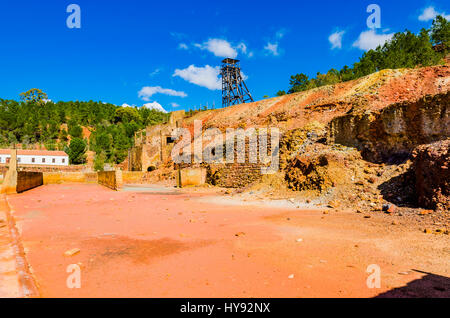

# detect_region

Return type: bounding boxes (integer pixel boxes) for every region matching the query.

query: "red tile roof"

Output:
[0,149,68,156]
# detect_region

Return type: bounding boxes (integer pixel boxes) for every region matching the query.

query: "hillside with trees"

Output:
[0,91,169,167]
[278,16,449,95]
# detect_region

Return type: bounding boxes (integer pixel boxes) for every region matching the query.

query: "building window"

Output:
[62,158,65,163]
[52,158,55,163]
[18,158,21,163]
[32,158,35,163]
[42,158,45,163]
[6,158,10,164]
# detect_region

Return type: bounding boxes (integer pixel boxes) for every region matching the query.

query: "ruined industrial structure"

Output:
[128,110,186,172]
[221,58,254,107]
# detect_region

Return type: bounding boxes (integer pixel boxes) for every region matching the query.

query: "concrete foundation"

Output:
[0,150,44,194]
[177,167,206,187]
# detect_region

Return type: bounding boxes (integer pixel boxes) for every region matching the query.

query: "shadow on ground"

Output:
[375,270,450,298]
[378,167,418,208]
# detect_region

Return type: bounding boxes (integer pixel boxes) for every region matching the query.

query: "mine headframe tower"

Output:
[221,58,254,107]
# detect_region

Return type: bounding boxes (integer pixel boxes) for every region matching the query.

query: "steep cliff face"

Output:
[328,92,450,162]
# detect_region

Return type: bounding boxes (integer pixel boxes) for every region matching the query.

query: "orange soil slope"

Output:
[184,65,450,132]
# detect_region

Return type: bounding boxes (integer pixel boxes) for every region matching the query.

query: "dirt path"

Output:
[3,184,450,298]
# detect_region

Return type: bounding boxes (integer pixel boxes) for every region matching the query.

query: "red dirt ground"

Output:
[6,184,450,298]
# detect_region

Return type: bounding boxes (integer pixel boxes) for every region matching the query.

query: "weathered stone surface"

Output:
[412,139,449,211]
[328,92,449,162]
[98,170,123,191]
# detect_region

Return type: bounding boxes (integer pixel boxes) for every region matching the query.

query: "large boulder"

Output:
[412,139,449,211]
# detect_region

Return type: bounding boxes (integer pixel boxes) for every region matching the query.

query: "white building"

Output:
[0,149,69,166]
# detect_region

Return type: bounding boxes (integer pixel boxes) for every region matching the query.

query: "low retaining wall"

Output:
[122,171,146,184]
[206,163,263,188]
[16,171,43,193]
[177,167,206,187]
[43,172,98,184]
[98,170,123,190]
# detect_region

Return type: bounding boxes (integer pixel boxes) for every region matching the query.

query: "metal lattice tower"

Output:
[221,58,254,107]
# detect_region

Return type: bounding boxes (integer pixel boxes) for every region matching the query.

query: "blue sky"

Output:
[0,0,448,112]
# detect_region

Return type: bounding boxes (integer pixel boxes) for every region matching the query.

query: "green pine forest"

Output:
[0,16,448,169]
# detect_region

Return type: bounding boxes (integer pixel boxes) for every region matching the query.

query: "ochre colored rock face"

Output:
[412,140,450,211]
[328,92,449,162]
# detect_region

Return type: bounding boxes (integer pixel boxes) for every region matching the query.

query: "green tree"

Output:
[19,88,48,103]
[288,73,311,93]
[431,15,450,50]
[68,120,83,138]
[94,151,106,171]
[276,90,286,96]
[115,107,141,123]
[68,138,87,164]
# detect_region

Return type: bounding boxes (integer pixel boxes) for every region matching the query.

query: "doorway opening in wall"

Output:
[166,136,174,144]
[147,166,156,172]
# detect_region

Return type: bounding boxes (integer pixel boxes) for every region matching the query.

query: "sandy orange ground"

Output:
[5,184,450,298]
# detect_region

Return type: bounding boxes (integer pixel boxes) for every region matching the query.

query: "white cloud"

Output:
[418,6,450,21]
[329,30,345,49]
[178,43,188,50]
[142,102,167,113]
[264,42,280,56]
[149,68,161,77]
[195,38,250,58]
[170,102,180,107]
[236,42,247,55]
[197,38,237,58]
[121,103,133,107]
[352,30,394,51]
[173,65,221,90]
[138,86,187,101]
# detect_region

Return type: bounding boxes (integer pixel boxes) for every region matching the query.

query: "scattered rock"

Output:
[288,274,294,279]
[328,200,341,208]
[64,248,80,257]
[367,177,377,184]
[235,232,246,237]
[296,238,303,242]
[382,204,396,213]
